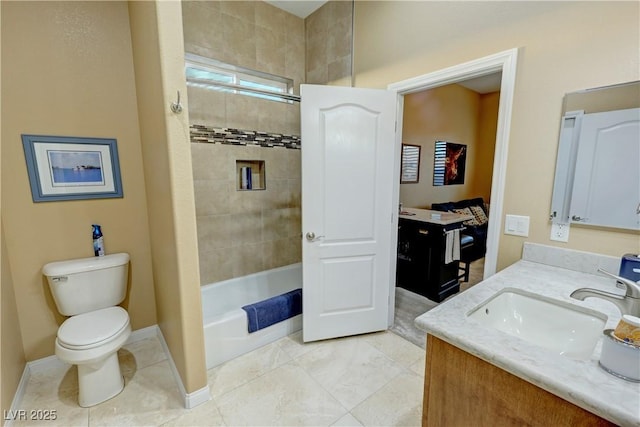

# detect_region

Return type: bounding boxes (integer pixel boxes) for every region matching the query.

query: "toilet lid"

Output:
[58,306,129,349]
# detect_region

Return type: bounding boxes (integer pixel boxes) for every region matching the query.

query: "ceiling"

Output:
[457,73,502,94]
[264,0,328,19]
[262,1,501,94]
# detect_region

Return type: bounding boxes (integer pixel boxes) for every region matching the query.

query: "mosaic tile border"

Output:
[190,124,301,149]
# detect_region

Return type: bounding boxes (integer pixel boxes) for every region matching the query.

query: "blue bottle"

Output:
[619,253,640,283]
[92,224,105,256]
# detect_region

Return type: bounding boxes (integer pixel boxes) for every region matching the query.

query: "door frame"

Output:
[386,48,519,325]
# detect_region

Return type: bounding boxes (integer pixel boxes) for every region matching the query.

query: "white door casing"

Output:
[301,84,397,342]
[388,48,519,289]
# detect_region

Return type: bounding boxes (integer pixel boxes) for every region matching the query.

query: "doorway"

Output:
[387,48,519,325]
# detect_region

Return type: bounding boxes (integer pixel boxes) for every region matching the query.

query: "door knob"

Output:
[305,232,324,242]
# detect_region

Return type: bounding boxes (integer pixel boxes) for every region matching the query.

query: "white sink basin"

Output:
[467,288,607,360]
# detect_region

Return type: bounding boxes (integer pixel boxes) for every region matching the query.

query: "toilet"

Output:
[43,253,132,407]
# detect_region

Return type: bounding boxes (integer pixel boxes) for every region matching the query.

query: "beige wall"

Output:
[306,1,353,86]
[1,224,26,424]
[182,1,304,135]
[354,1,640,270]
[193,143,301,285]
[128,1,207,394]
[400,84,497,208]
[1,1,157,361]
[472,92,499,200]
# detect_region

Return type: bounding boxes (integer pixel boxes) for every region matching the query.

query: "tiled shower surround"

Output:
[183,1,353,285]
[191,126,301,285]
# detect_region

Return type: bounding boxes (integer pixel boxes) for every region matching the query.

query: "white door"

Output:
[301,84,397,342]
[570,108,640,230]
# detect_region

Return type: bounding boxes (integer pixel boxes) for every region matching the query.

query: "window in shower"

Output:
[185,53,300,104]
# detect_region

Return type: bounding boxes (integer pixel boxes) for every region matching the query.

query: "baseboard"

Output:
[4,362,31,427]
[183,385,211,409]
[126,324,159,344]
[5,324,209,419]
[155,328,211,409]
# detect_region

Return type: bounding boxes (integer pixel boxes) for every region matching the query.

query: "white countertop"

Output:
[415,257,640,426]
[399,208,473,226]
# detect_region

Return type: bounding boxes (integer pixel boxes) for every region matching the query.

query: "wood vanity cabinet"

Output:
[422,335,615,427]
[396,218,461,302]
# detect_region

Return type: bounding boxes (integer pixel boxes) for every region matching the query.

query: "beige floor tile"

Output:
[361,331,424,368]
[216,362,347,426]
[120,336,167,372]
[89,360,187,426]
[20,363,78,407]
[275,330,322,359]
[14,364,87,427]
[160,399,225,427]
[409,354,426,377]
[294,336,404,410]
[10,405,88,427]
[11,398,88,427]
[331,413,364,426]
[14,329,426,427]
[351,371,423,427]
[207,341,291,398]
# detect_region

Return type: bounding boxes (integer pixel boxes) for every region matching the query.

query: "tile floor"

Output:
[13,330,425,426]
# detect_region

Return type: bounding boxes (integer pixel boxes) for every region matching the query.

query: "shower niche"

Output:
[236,160,265,191]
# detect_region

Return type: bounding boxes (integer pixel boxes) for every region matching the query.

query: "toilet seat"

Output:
[58,306,130,350]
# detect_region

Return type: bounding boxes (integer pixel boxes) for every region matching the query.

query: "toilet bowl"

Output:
[55,307,131,407]
[43,253,131,407]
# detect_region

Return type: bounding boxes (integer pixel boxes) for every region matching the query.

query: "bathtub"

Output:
[201,263,302,369]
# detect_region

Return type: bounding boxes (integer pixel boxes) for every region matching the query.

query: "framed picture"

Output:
[400,143,421,183]
[433,140,467,186]
[21,134,123,202]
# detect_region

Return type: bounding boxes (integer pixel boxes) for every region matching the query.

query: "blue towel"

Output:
[242,288,302,333]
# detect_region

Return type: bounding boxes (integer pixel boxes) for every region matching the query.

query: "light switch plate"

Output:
[504,214,530,237]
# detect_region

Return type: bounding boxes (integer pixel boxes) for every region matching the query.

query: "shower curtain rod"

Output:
[188,78,301,103]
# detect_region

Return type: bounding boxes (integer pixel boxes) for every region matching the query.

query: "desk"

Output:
[397,208,472,302]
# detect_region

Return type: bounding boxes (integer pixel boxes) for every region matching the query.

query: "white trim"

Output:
[388,48,520,280]
[156,327,211,409]
[5,324,210,422]
[26,354,68,374]
[183,384,211,409]
[387,95,404,327]
[125,324,159,344]
[4,364,31,427]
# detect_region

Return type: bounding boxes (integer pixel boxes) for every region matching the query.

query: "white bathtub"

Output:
[201,263,302,369]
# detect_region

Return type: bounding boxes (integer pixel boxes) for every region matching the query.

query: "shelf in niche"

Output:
[236,160,265,191]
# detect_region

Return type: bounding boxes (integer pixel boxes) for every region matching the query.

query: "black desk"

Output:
[396,209,471,302]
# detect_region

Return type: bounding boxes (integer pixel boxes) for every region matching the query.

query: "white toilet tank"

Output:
[43,253,130,316]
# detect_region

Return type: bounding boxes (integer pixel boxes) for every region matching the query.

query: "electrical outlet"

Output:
[550,222,570,242]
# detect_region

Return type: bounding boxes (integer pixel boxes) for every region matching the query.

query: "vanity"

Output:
[415,243,640,426]
[396,208,472,302]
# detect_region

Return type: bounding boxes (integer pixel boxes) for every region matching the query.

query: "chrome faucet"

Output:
[570,269,640,317]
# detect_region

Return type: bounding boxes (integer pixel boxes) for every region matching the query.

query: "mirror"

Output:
[550,81,640,231]
[401,144,421,183]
